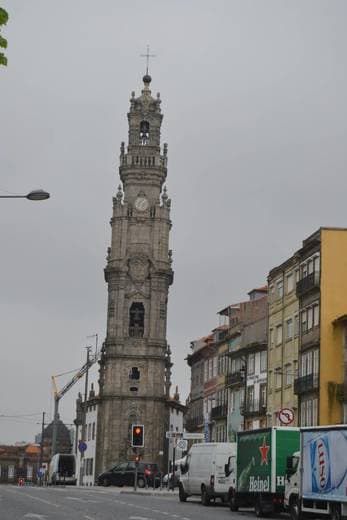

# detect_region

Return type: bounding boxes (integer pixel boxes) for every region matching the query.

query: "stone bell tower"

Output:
[96,73,174,474]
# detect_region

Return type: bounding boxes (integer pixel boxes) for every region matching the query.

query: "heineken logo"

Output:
[249,476,270,492]
[259,436,270,465]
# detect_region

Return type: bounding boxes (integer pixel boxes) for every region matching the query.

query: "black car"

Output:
[97,461,161,488]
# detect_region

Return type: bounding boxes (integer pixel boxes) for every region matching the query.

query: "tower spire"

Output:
[140,45,156,75]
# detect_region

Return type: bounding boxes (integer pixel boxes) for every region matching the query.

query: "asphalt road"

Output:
[0,485,273,520]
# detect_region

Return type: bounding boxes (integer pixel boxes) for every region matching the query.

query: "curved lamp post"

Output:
[0,189,50,201]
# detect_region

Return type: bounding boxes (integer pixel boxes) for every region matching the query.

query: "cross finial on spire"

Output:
[140,45,156,75]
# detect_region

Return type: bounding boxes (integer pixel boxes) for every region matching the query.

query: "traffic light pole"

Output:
[134,448,138,492]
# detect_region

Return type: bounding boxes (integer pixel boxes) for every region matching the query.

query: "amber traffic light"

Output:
[131,424,144,447]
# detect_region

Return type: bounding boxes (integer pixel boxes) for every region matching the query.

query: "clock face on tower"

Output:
[134,196,149,212]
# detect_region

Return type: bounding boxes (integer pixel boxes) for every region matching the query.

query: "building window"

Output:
[247,385,254,406]
[140,120,150,145]
[260,350,267,372]
[307,307,313,330]
[314,255,320,273]
[204,360,208,382]
[259,383,267,408]
[312,398,318,425]
[248,353,255,375]
[276,325,283,345]
[295,268,300,283]
[301,310,307,334]
[92,422,96,440]
[275,370,282,389]
[269,328,274,348]
[269,285,275,303]
[313,303,320,327]
[129,302,144,337]
[129,367,140,380]
[294,314,299,337]
[286,273,294,293]
[285,364,293,386]
[276,279,283,299]
[286,318,293,340]
[88,423,91,441]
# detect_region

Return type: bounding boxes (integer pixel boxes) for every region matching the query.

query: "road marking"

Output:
[5,489,60,508]
[129,517,151,520]
[85,516,95,520]
[23,515,47,519]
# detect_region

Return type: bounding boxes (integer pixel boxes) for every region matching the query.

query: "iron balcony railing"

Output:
[226,371,244,387]
[337,383,347,402]
[211,404,228,420]
[294,373,319,394]
[185,415,204,431]
[296,272,320,297]
[240,399,266,416]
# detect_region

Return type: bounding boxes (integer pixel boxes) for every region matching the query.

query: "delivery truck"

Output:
[285,425,347,520]
[227,427,300,516]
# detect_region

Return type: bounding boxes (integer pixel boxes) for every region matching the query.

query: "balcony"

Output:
[240,399,266,417]
[337,383,347,403]
[226,371,244,387]
[294,373,319,395]
[185,415,204,431]
[296,272,320,297]
[211,404,228,420]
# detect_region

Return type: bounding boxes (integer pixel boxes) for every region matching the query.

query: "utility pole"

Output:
[79,346,91,486]
[39,411,45,486]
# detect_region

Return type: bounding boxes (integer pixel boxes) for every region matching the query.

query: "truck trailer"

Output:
[285,425,347,520]
[228,427,300,516]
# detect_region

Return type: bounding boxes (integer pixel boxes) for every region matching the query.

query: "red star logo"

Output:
[259,437,270,465]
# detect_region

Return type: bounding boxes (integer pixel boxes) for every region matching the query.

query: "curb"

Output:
[120,490,178,497]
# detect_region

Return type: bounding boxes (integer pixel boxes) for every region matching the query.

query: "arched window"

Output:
[140,120,150,145]
[129,302,144,337]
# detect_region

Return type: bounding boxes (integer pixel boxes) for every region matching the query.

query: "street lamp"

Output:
[0,189,50,200]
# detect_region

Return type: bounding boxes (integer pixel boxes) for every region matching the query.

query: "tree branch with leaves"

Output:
[0,7,8,66]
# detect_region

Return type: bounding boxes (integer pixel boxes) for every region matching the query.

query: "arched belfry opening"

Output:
[140,120,150,145]
[129,302,144,337]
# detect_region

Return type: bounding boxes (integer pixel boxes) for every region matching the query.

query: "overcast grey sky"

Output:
[1,1,347,443]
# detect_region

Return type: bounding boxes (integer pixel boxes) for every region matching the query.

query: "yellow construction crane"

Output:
[51,351,98,456]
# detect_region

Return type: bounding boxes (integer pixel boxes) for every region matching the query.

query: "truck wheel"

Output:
[201,486,210,506]
[229,493,239,512]
[137,477,145,489]
[331,504,341,520]
[255,496,265,517]
[179,484,187,502]
[289,497,301,520]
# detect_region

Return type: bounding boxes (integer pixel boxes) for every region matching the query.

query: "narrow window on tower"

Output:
[140,120,150,145]
[129,367,140,380]
[129,302,144,337]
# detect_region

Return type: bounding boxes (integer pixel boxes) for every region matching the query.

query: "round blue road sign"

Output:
[78,441,87,453]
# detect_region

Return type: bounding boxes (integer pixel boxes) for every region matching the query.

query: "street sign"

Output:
[78,441,87,453]
[278,408,295,425]
[176,439,188,451]
[182,432,205,440]
[165,431,183,439]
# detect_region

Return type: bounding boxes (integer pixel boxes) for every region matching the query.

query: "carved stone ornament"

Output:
[128,256,149,284]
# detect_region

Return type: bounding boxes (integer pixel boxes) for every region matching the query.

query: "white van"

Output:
[48,454,77,485]
[179,442,236,505]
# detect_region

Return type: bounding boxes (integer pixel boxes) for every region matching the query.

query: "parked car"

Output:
[163,456,186,488]
[97,461,161,488]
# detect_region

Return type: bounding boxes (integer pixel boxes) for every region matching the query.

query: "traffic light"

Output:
[131,424,144,447]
